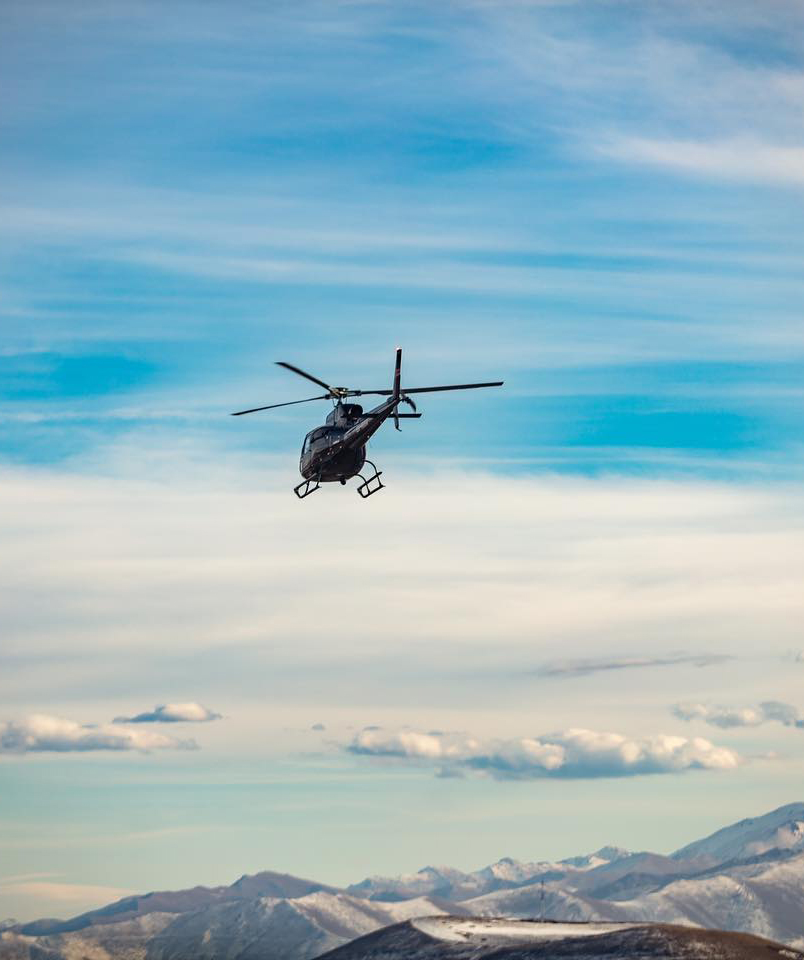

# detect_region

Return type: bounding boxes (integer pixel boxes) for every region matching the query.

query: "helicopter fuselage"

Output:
[299,400,392,482]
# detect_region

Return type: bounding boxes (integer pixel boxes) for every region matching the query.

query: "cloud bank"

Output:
[673,701,804,730]
[113,702,221,724]
[347,727,740,780]
[0,715,197,753]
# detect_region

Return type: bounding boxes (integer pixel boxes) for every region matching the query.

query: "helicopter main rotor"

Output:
[231,355,503,417]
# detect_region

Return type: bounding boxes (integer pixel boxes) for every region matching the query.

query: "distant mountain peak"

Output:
[594,845,631,862]
[560,845,631,869]
[671,800,804,865]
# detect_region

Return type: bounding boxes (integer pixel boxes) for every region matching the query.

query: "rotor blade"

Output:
[275,361,334,394]
[351,381,503,397]
[359,413,421,419]
[400,381,504,394]
[231,394,330,416]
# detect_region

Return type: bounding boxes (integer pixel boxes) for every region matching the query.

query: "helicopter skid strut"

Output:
[294,475,321,499]
[355,460,384,498]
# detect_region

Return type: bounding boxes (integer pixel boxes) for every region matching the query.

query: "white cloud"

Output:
[464,2,804,190]
[599,138,804,187]
[113,702,221,723]
[348,726,740,780]
[0,715,197,753]
[673,701,804,730]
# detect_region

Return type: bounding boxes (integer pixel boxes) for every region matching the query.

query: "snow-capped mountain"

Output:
[670,802,804,866]
[617,849,804,949]
[2,892,459,960]
[145,893,457,960]
[560,846,631,870]
[15,870,338,936]
[346,848,632,903]
[348,866,486,902]
[4,802,804,960]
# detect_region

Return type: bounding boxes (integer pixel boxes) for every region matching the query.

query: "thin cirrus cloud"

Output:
[599,137,804,187]
[347,727,740,780]
[673,701,804,730]
[537,653,731,679]
[0,880,133,905]
[0,715,197,753]
[113,702,221,724]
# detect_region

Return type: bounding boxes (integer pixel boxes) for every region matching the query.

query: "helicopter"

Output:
[231,348,503,498]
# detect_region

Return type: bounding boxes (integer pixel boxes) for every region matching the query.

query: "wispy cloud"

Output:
[2,461,802,711]
[113,702,221,723]
[0,879,133,904]
[599,138,804,187]
[347,726,740,780]
[673,700,804,730]
[0,715,197,753]
[537,654,731,679]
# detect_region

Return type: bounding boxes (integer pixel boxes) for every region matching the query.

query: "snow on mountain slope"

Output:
[573,851,700,897]
[460,856,701,921]
[17,870,334,936]
[672,803,804,865]
[0,892,457,960]
[476,858,553,886]
[617,851,804,949]
[348,849,631,903]
[411,917,642,941]
[348,866,482,902]
[2,911,177,960]
[560,846,631,870]
[145,891,455,960]
[316,918,804,960]
[463,881,624,923]
[462,849,804,950]
[293,891,456,934]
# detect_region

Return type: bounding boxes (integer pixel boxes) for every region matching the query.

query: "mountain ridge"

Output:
[4,801,804,959]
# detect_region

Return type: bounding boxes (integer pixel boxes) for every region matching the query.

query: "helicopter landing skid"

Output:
[356,460,384,498]
[294,476,321,499]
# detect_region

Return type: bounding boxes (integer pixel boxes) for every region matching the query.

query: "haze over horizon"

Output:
[2,0,804,925]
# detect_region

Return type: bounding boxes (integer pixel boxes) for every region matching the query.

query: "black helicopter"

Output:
[232,349,503,498]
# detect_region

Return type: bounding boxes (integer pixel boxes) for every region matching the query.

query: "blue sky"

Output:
[2,0,804,923]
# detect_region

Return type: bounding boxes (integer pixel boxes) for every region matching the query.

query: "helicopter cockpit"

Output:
[302,423,350,456]
[326,403,363,427]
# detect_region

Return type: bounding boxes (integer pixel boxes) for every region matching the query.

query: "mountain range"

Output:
[2,802,804,959]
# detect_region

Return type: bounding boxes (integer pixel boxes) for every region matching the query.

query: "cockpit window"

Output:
[303,429,331,454]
